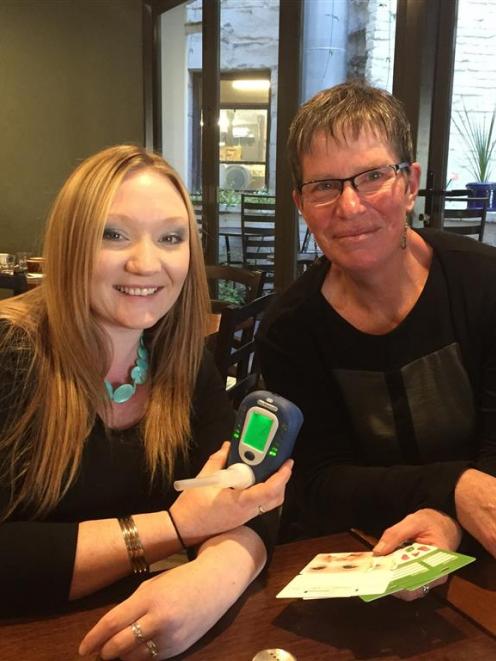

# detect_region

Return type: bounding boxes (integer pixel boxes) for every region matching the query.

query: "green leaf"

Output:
[452,104,496,182]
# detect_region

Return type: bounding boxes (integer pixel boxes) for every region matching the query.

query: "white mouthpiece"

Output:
[174,463,255,491]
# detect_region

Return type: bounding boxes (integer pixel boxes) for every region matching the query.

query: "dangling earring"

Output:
[401,217,409,250]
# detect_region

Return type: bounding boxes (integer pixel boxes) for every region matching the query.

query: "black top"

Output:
[257,229,496,538]
[0,338,274,613]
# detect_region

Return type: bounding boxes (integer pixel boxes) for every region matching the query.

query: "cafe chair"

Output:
[241,194,276,290]
[189,193,203,228]
[210,292,276,408]
[189,193,206,250]
[300,227,312,253]
[418,187,454,223]
[442,192,488,242]
[206,264,265,313]
[418,188,488,241]
[297,228,321,275]
[192,193,241,263]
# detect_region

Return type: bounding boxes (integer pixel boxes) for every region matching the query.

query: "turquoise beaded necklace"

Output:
[104,335,149,404]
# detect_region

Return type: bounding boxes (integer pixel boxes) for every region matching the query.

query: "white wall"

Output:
[448,0,496,186]
[161,4,189,183]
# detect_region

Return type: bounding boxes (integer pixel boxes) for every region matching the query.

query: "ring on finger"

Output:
[422,584,430,596]
[131,621,145,643]
[146,639,159,658]
[257,504,266,515]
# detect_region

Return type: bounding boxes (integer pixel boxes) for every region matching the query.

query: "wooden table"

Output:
[1,532,496,660]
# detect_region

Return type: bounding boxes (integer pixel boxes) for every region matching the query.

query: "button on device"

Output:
[243,450,255,461]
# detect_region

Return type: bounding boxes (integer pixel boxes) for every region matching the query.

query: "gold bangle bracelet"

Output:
[118,516,149,575]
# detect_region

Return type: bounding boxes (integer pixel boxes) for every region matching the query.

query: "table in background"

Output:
[1,532,496,660]
[0,272,43,295]
[219,227,243,265]
[0,272,28,295]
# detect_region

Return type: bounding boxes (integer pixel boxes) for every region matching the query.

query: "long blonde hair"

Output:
[0,145,209,520]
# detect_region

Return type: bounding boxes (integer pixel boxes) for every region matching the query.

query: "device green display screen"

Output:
[243,410,274,451]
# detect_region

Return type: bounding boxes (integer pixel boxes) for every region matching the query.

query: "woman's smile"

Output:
[113,285,162,297]
[333,226,380,241]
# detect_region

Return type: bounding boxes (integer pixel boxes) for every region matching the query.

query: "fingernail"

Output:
[79,643,96,657]
[373,542,385,554]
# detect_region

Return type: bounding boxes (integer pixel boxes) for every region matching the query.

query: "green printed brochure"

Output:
[360,542,475,602]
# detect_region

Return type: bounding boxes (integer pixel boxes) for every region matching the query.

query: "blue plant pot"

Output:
[465,182,496,211]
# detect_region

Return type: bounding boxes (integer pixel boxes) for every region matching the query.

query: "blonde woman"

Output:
[0,145,292,659]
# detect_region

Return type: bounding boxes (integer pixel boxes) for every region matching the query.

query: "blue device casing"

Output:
[227,390,303,483]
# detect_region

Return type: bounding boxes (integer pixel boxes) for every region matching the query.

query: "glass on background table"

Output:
[0,253,16,275]
[0,252,35,276]
[16,251,32,272]
[0,253,42,296]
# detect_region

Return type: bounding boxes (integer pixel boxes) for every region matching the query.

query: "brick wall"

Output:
[448,0,496,187]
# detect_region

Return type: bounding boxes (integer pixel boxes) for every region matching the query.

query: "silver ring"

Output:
[422,584,430,596]
[258,504,266,515]
[146,639,159,658]
[131,621,145,643]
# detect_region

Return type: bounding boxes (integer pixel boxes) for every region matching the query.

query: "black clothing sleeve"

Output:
[257,230,496,538]
[0,522,79,613]
[0,324,80,611]
[0,344,274,613]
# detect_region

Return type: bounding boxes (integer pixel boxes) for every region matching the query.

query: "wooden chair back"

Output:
[205,264,265,313]
[211,292,276,408]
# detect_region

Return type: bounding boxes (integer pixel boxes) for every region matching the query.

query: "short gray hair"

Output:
[288,81,413,189]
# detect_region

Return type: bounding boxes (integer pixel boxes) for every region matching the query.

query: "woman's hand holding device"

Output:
[171,391,301,545]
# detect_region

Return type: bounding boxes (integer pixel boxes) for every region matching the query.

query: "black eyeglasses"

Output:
[299,162,411,207]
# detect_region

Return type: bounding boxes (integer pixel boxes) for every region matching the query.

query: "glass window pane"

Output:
[160,1,202,190]
[301,0,397,102]
[299,0,397,253]
[218,0,279,268]
[446,0,496,218]
[160,0,282,268]
[160,1,203,248]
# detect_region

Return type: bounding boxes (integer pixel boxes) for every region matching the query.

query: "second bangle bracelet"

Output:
[167,508,187,551]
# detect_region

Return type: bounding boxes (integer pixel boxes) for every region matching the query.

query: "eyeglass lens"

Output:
[303,165,399,206]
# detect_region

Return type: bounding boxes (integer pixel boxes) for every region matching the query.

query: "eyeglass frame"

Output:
[298,161,412,205]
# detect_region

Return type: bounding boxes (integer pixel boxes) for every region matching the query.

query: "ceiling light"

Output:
[232,79,270,92]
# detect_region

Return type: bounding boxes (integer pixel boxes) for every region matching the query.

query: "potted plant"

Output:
[452,105,496,211]
[218,188,241,212]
